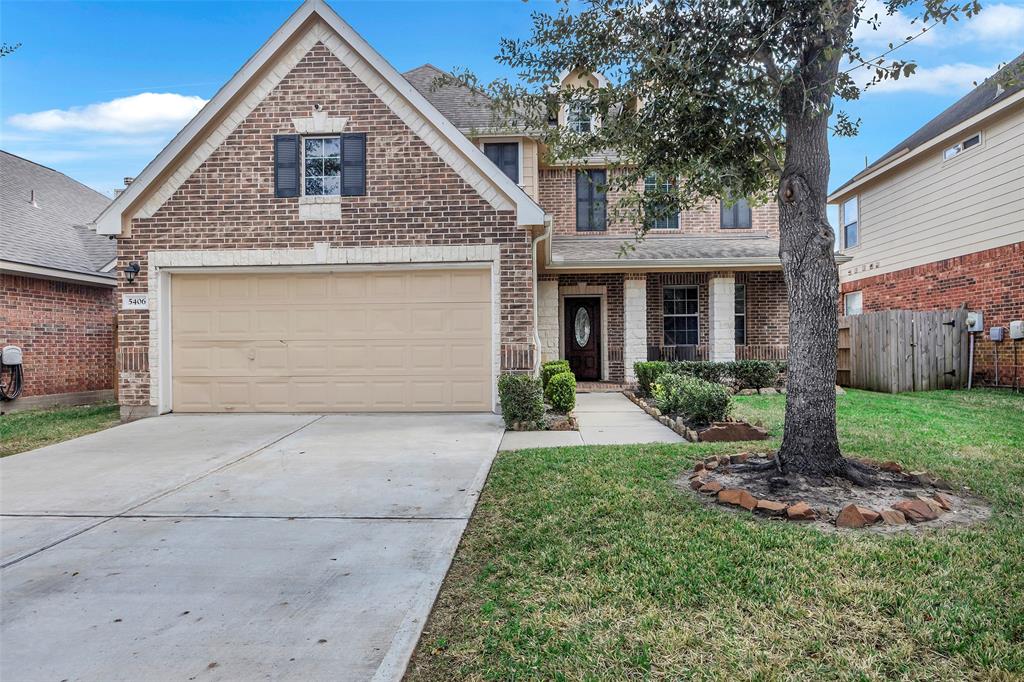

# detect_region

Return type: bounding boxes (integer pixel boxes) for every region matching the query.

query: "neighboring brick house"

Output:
[94,0,812,419]
[0,150,116,411]
[829,55,1024,386]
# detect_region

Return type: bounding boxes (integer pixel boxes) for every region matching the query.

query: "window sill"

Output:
[298,196,341,221]
[299,195,342,205]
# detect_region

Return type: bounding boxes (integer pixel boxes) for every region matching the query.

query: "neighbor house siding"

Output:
[837,105,1024,283]
[116,42,532,408]
[0,274,115,398]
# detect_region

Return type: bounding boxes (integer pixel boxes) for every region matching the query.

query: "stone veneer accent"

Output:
[623,276,647,382]
[708,276,736,362]
[538,278,560,363]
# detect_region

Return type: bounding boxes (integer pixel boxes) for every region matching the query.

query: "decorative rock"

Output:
[880,509,907,525]
[835,385,846,395]
[704,456,718,465]
[729,452,749,465]
[836,504,868,528]
[737,389,757,396]
[689,478,706,490]
[755,499,788,514]
[916,495,946,515]
[932,478,954,491]
[686,429,699,442]
[910,471,938,486]
[778,388,786,394]
[699,481,723,495]
[698,422,770,443]
[892,499,939,523]
[878,461,903,473]
[693,461,705,472]
[786,502,816,520]
[932,493,954,511]
[652,407,662,417]
[717,455,731,465]
[718,488,758,510]
[705,460,719,471]
[856,506,882,524]
[759,387,777,395]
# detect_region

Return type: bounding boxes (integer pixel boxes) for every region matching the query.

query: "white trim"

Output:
[100,258,117,273]
[0,260,116,287]
[148,245,502,414]
[941,131,983,162]
[556,68,609,89]
[828,90,1024,203]
[558,286,609,382]
[93,0,544,235]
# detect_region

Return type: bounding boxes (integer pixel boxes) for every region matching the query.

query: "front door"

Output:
[565,297,601,381]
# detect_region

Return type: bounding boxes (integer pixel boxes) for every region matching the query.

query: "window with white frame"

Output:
[644,175,679,229]
[567,101,592,133]
[663,285,699,346]
[842,196,859,249]
[844,291,863,316]
[734,283,746,345]
[943,132,981,160]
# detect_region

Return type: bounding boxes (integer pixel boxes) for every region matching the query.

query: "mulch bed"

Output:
[679,453,991,533]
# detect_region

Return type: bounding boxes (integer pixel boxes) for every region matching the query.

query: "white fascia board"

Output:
[0,260,117,287]
[828,90,1024,204]
[545,257,783,270]
[94,0,544,235]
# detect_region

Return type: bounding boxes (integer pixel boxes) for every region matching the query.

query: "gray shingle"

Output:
[403,64,497,131]
[0,150,114,278]
[550,234,782,265]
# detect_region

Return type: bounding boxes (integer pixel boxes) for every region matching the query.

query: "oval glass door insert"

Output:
[574,307,591,347]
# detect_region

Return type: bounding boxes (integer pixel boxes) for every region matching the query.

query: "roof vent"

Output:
[123,176,135,186]
[29,189,38,207]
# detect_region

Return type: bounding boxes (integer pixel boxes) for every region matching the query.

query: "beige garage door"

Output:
[170,268,492,412]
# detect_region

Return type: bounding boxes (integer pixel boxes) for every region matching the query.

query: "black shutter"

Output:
[720,198,734,228]
[274,134,300,198]
[341,133,366,196]
[592,170,607,231]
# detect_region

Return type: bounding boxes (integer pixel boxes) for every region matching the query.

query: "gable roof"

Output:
[0,150,115,285]
[402,64,497,131]
[93,0,545,236]
[831,53,1024,200]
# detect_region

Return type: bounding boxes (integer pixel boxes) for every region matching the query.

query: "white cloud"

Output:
[856,62,993,94]
[854,0,937,48]
[6,92,207,134]
[963,3,1024,43]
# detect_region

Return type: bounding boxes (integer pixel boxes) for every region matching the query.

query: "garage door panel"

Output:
[171,270,492,412]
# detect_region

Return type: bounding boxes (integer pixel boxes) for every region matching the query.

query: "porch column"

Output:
[537,279,560,363]
[623,275,647,383]
[708,275,736,362]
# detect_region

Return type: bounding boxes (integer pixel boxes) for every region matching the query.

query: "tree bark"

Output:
[776,9,863,481]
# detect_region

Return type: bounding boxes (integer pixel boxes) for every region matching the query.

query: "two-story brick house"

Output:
[95,0,806,418]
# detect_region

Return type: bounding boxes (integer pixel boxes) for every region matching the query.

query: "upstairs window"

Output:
[663,285,699,346]
[274,133,366,198]
[844,291,863,316]
[483,142,519,183]
[567,101,592,133]
[842,196,859,249]
[644,175,679,230]
[943,132,981,160]
[576,169,607,231]
[720,195,752,229]
[735,283,746,345]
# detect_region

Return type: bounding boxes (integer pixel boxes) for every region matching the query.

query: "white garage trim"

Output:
[147,244,502,414]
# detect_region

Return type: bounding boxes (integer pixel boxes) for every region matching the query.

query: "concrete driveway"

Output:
[0,412,503,681]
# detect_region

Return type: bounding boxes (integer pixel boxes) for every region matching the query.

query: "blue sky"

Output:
[2,0,1023,217]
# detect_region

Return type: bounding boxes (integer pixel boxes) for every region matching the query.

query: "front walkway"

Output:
[499,392,686,451]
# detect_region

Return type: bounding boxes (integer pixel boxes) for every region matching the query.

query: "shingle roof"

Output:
[0,150,114,279]
[550,234,782,266]
[833,52,1024,195]
[402,64,497,131]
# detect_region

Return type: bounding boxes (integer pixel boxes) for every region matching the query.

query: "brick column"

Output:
[624,275,647,383]
[537,278,560,363]
[708,276,736,362]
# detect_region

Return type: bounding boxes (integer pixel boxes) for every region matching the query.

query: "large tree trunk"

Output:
[776,12,863,481]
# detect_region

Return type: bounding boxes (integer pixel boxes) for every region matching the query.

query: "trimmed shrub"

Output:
[653,373,733,424]
[729,360,780,390]
[669,360,730,384]
[541,359,571,389]
[634,361,669,396]
[545,371,577,412]
[497,373,544,428]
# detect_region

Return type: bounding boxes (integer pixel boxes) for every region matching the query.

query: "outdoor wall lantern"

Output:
[122,261,141,284]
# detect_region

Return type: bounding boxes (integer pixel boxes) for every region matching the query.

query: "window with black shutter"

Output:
[276,133,366,198]
[720,195,752,229]
[576,169,607,231]
[483,142,519,183]
[273,134,301,198]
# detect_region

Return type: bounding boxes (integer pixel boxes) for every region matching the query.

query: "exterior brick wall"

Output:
[841,242,1024,385]
[552,273,626,382]
[0,274,115,398]
[539,167,780,238]
[117,43,532,406]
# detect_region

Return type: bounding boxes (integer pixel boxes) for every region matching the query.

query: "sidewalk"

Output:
[499,392,685,451]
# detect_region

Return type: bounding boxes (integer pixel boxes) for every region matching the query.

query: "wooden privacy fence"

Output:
[837,308,970,393]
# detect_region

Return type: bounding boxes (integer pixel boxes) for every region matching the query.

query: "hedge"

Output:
[634,361,670,396]
[540,359,571,389]
[635,359,781,393]
[729,360,779,390]
[545,371,577,412]
[652,373,733,424]
[497,373,544,428]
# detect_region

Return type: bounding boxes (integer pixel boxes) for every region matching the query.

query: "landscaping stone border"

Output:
[623,390,769,442]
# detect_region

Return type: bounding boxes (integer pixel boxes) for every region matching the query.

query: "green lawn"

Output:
[0,403,121,457]
[407,389,1024,680]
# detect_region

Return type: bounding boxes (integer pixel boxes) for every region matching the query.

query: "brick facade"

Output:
[1,274,115,398]
[841,242,1024,385]
[116,43,533,407]
[542,273,626,382]
[538,167,780,238]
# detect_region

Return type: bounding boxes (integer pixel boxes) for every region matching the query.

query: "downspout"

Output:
[531,214,554,375]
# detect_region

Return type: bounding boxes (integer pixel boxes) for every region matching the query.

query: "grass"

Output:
[0,403,121,457]
[407,389,1024,681]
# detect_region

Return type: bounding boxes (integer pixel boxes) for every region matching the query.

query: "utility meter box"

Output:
[966,311,984,332]
[1,345,22,365]
[1010,320,1024,340]
[990,327,1004,342]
